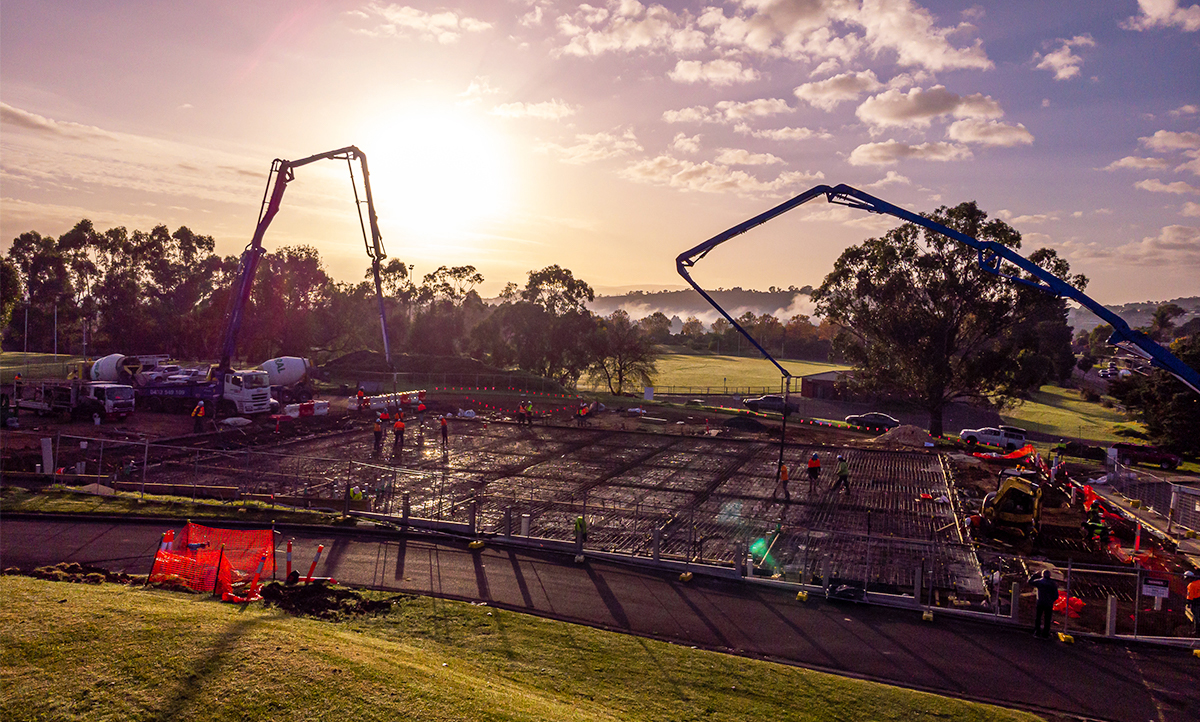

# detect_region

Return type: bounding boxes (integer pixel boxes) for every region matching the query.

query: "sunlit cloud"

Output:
[556,1,706,56]
[663,98,792,124]
[946,119,1034,146]
[1103,156,1170,171]
[457,76,502,105]
[668,58,759,86]
[848,140,972,165]
[489,99,577,120]
[0,102,117,140]
[864,170,911,188]
[794,70,882,111]
[714,148,783,165]
[1123,0,1200,32]
[536,130,642,164]
[856,86,1003,129]
[621,154,822,195]
[1170,104,1199,116]
[1135,178,1200,194]
[671,132,701,153]
[1139,129,1200,152]
[734,124,832,141]
[1182,201,1200,216]
[1033,35,1096,80]
[350,3,492,43]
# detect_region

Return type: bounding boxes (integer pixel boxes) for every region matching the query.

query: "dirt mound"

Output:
[723,416,767,431]
[259,579,410,620]
[6,562,138,585]
[872,424,934,447]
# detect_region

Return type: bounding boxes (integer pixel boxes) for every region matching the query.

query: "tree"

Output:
[589,310,657,395]
[1145,302,1186,341]
[0,258,22,337]
[813,201,1083,436]
[637,311,672,344]
[421,265,483,302]
[1109,334,1200,456]
[680,316,705,338]
[520,265,594,315]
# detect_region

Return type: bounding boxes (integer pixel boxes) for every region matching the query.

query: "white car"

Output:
[959,425,1027,450]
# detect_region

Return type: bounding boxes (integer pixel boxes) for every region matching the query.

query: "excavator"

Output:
[213,146,392,415]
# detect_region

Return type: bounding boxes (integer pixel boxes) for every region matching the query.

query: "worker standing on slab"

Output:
[372,415,383,452]
[417,401,426,428]
[392,415,405,455]
[1028,569,1058,639]
[440,415,449,448]
[191,400,206,434]
[831,454,850,494]
[1186,570,1199,636]
[806,453,821,495]
[772,462,790,502]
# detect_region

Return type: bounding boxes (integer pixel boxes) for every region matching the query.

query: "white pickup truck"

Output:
[959,425,1027,450]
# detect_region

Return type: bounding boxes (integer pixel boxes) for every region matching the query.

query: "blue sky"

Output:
[2,0,1198,304]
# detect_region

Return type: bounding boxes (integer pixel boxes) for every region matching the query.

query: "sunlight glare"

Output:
[358,106,513,251]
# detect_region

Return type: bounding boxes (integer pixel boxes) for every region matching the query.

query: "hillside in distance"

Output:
[587,287,816,330]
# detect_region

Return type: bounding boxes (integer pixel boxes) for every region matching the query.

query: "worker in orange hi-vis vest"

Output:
[417,402,426,427]
[440,416,449,448]
[773,462,790,502]
[372,415,383,452]
[392,417,405,454]
[1186,570,1199,637]
[806,453,821,495]
[191,400,206,433]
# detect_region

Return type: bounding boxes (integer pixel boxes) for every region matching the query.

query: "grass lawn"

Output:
[0,486,347,527]
[999,385,1145,444]
[0,576,1038,722]
[646,352,848,394]
[0,352,83,383]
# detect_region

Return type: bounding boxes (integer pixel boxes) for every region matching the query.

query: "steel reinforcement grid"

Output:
[36,422,988,600]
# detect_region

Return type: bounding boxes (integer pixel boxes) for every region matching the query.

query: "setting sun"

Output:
[357,105,514,251]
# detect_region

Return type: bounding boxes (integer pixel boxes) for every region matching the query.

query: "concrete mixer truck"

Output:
[258,356,317,404]
[83,353,271,415]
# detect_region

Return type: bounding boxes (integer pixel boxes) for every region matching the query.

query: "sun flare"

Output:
[357,106,514,253]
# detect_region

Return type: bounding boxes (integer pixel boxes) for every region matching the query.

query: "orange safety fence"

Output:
[148,522,275,597]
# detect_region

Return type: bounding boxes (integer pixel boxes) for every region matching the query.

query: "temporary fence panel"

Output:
[173,522,275,582]
[148,548,234,596]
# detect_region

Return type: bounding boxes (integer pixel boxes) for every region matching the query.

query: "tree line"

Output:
[0,220,656,395]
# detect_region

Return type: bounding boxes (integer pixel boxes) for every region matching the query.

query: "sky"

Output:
[2,0,1199,306]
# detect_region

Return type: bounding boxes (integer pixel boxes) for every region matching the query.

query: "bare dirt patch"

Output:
[259,579,411,620]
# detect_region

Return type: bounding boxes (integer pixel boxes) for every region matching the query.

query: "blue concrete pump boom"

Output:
[675,183,1200,395]
[216,146,393,395]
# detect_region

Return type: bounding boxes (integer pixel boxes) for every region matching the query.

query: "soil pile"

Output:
[260,580,410,620]
[872,424,934,447]
[6,562,138,585]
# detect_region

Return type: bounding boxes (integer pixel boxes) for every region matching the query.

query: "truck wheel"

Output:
[1161,460,1176,470]
[965,436,978,445]
[296,388,313,402]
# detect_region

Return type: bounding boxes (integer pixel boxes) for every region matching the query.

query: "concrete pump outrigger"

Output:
[676,183,1200,396]
[214,146,393,414]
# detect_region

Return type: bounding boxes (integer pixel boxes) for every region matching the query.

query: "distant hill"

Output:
[587,288,816,331]
[1067,296,1200,334]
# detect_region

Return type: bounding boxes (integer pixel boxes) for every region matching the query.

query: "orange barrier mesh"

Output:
[149,523,275,595]
[149,549,235,596]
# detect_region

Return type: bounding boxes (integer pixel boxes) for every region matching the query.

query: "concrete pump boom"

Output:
[216,146,393,403]
[676,183,1200,395]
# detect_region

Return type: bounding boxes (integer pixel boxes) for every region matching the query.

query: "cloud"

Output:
[352,3,492,43]
[663,98,792,124]
[734,124,831,141]
[668,58,760,86]
[1139,129,1200,152]
[793,70,883,111]
[1170,104,1199,116]
[714,148,783,165]
[557,1,706,56]
[620,154,823,195]
[702,0,991,72]
[1123,0,1200,32]
[1135,178,1200,194]
[1111,225,1200,267]
[864,170,911,188]
[0,103,117,140]
[946,119,1034,146]
[856,86,1003,129]
[457,77,501,105]
[998,210,1057,224]
[671,132,701,153]
[848,140,972,165]
[1178,153,1200,175]
[536,130,642,164]
[1033,34,1096,80]
[1103,156,1170,171]
[489,99,577,120]
[1182,201,1200,216]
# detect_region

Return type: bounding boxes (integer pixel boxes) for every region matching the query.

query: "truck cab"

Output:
[222,369,272,415]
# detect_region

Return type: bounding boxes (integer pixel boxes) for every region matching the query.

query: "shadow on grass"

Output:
[151,613,263,722]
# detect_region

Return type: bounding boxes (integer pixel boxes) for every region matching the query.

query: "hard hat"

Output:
[198,400,204,406]
[837,454,844,460]
[811,453,818,459]
[1186,571,1197,578]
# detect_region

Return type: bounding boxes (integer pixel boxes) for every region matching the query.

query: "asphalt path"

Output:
[3,515,1197,722]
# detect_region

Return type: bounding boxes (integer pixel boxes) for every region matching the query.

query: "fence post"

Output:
[913,560,923,604]
[652,527,661,561]
[520,513,531,537]
[98,440,104,481]
[1106,595,1117,636]
[402,492,410,525]
[140,440,149,498]
[504,507,513,537]
[1010,582,1021,623]
[1064,559,1073,635]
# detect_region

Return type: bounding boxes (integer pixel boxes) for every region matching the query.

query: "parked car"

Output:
[741,395,798,416]
[959,425,1027,451]
[1110,442,1181,470]
[845,412,901,429]
[1098,368,1117,379]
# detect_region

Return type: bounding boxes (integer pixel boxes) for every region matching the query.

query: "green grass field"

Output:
[646,352,848,394]
[0,576,1037,722]
[999,385,1145,444]
[0,352,82,383]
